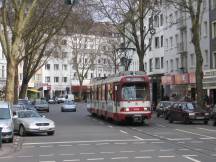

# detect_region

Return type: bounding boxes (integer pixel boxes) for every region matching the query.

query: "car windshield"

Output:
[0,108,10,119]
[185,103,195,110]
[18,111,41,118]
[64,100,74,105]
[36,100,47,104]
[122,83,148,101]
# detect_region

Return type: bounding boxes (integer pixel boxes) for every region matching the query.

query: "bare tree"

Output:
[95,0,158,71]
[166,0,204,109]
[0,0,72,102]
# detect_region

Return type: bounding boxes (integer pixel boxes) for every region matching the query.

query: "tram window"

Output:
[122,84,147,100]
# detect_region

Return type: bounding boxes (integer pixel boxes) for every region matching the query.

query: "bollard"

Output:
[0,127,2,148]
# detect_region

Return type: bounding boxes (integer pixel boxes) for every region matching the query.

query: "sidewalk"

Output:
[0,144,14,157]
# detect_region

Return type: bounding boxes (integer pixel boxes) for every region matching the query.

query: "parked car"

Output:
[211,105,216,126]
[156,101,174,118]
[61,100,76,112]
[0,101,14,143]
[56,96,66,104]
[33,99,49,112]
[13,110,55,136]
[168,102,210,124]
[48,98,56,104]
[17,99,36,111]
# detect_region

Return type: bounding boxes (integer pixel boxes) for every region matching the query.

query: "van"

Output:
[0,101,14,143]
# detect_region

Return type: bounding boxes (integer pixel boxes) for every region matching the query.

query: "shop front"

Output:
[161,75,175,100]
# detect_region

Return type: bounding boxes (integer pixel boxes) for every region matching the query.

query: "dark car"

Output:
[33,99,49,112]
[168,102,210,124]
[211,105,216,126]
[156,101,173,118]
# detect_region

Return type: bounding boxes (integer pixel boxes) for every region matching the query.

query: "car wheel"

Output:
[47,131,55,136]
[19,125,26,136]
[204,120,208,125]
[169,115,173,123]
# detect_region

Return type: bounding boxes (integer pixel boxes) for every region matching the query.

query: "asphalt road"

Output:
[1,103,216,162]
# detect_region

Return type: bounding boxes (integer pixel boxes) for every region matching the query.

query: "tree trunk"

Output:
[19,80,29,99]
[79,81,83,101]
[5,59,16,102]
[139,54,144,71]
[14,64,19,104]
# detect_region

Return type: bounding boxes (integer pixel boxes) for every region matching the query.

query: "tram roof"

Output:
[90,71,149,85]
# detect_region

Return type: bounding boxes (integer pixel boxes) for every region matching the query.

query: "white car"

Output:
[56,96,66,104]
[61,100,76,112]
[13,110,55,136]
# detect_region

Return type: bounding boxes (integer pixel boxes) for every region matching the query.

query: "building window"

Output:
[145,62,147,72]
[45,76,50,83]
[190,54,195,66]
[211,0,216,9]
[166,39,168,49]
[149,59,153,72]
[175,34,179,48]
[62,64,67,70]
[154,15,159,27]
[160,14,163,26]
[155,57,160,69]
[85,58,88,64]
[212,21,216,38]
[62,52,67,58]
[214,52,216,69]
[161,57,164,69]
[170,59,174,72]
[175,11,178,23]
[54,64,59,70]
[205,50,208,65]
[54,77,59,83]
[204,21,208,37]
[176,58,179,69]
[91,73,94,78]
[160,35,163,47]
[170,36,173,48]
[166,60,169,73]
[98,59,101,64]
[155,37,160,48]
[62,77,67,83]
[45,64,50,70]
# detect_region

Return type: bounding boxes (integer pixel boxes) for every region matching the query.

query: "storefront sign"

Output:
[174,73,189,84]
[203,69,216,77]
[161,75,175,85]
[189,72,196,84]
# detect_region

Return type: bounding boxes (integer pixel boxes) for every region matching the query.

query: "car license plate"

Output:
[196,116,204,119]
[39,127,47,131]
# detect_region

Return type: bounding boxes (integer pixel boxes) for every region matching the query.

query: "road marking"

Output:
[159,155,175,158]
[39,154,54,157]
[182,155,198,157]
[197,127,216,132]
[176,129,216,139]
[133,141,146,144]
[22,146,35,148]
[167,138,192,141]
[87,158,104,161]
[96,143,109,146]
[160,149,174,152]
[120,130,128,134]
[134,156,152,159]
[157,124,166,127]
[63,160,80,162]
[108,126,113,128]
[80,153,96,155]
[100,152,115,154]
[190,141,203,143]
[152,141,165,144]
[23,139,157,145]
[0,156,13,159]
[114,142,127,145]
[183,155,200,162]
[140,149,155,152]
[120,150,135,153]
[59,145,73,147]
[111,157,128,160]
[60,154,75,156]
[40,145,53,148]
[78,144,90,146]
[17,156,33,158]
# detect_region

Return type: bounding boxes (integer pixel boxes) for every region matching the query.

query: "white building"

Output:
[0,45,7,91]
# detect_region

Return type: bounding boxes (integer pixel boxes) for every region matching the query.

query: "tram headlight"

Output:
[125,108,130,112]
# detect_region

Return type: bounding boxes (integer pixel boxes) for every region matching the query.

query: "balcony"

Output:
[177,42,187,54]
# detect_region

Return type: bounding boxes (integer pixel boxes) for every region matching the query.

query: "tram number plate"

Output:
[133,115,142,122]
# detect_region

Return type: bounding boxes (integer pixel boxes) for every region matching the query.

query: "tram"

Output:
[87,71,152,124]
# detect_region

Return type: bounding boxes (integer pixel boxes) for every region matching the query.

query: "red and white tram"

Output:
[87,71,152,124]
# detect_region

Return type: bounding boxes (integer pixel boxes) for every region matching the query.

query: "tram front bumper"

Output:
[117,112,152,122]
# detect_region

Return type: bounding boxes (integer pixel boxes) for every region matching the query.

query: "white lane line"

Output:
[135,156,152,159]
[190,141,203,143]
[200,137,216,140]
[152,141,165,144]
[100,152,115,154]
[176,129,216,139]
[111,157,128,160]
[120,150,135,153]
[0,156,13,159]
[160,149,174,152]
[39,154,54,157]
[167,138,192,141]
[140,149,155,152]
[120,130,129,134]
[183,155,200,162]
[133,141,146,144]
[78,144,90,146]
[17,156,33,158]
[197,127,216,132]
[87,158,104,161]
[133,136,144,140]
[60,154,75,156]
[108,126,113,128]
[114,142,127,145]
[23,139,153,145]
[63,160,80,162]
[182,155,198,157]
[40,145,53,148]
[59,145,73,147]
[96,143,109,146]
[80,153,96,155]
[159,155,176,158]
[132,128,142,132]
[22,146,35,148]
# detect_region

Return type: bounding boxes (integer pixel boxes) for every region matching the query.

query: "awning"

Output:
[27,88,40,93]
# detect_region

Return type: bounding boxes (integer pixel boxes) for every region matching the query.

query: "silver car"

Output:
[33,100,49,112]
[13,110,55,136]
[61,100,76,112]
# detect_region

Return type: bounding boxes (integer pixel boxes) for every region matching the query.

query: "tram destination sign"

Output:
[125,77,145,82]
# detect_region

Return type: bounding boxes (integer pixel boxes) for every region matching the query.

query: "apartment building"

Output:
[0,45,7,98]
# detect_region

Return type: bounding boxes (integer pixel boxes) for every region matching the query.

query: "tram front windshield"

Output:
[121,83,148,101]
